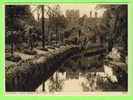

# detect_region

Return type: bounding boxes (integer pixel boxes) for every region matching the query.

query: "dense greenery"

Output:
[5,4,128,58]
[96,5,128,55]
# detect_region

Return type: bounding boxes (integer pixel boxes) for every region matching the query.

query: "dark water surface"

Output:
[36,51,126,92]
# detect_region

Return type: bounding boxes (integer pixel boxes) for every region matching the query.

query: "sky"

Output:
[30,3,106,20]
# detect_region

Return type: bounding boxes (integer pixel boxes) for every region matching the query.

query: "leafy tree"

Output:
[5,5,35,54]
[96,5,128,54]
[47,5,67,44]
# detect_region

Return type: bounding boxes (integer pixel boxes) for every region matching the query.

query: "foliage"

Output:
[6,55,22,62]
[5,5,34,32]
[5,5,128,56]
[23,49,37,55]
[96,4,128,55]
[5,5,36,53]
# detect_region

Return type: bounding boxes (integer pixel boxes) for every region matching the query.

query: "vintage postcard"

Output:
[4,3,129,96]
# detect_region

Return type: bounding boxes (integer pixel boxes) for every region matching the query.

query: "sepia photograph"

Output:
[5,3,128,95]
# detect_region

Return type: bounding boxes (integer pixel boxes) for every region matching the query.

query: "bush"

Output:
[47,46,55,49]
[6,55,21,62]
[23,49,37,55]
[39,48,49,51]
[64,39,72,44]
[16,43,29,51]
[58,67,66,73]
[53,44,60,48]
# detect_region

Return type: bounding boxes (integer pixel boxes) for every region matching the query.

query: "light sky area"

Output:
[30,3,106,20]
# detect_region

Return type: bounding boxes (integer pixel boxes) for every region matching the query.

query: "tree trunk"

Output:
[11,32,14,56]
[41,5,45,48]
[55,25,58,44]
[50,32,52,45]
[29,29,33,51]
[62,32,64,43]
[108,13,119,52]
[42,82,45,91]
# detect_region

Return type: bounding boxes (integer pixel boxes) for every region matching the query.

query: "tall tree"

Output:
[96,5,128,54]
[41,5,45,48]
[5,5,34,54]
[47,5,66,44]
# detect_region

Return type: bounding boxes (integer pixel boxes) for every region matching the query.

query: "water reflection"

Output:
[36,71,111,92]
[35,48,127,92]
[36,53,107,92]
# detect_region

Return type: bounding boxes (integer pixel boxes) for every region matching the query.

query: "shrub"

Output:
[6,55,21,62]
[40,48,49,51]
[23,49,37,55]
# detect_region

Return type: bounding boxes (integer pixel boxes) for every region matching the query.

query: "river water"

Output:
[35,51,126,92]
